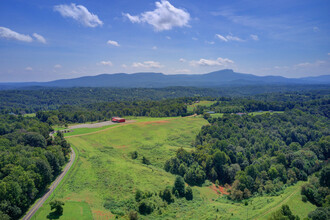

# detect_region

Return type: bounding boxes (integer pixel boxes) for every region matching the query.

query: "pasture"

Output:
[34,116,315,219]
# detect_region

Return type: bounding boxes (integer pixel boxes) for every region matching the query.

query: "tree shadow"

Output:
[46,211,62,219]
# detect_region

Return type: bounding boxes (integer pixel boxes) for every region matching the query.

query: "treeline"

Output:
[192,91,330,117]
[0,86,328,114]
[0,114,70,219]
[36,99,191,124]
[165,106,329,200]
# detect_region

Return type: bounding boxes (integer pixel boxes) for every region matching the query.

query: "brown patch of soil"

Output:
[116,145,127,149]
[140,120,170,125]
[209,184,229,195]
[92,210,114,220]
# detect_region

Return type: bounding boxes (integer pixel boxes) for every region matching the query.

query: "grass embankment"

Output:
[35,116,315,219]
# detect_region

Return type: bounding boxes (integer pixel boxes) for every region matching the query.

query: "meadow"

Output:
[34,116,315,219]
[187,100,216,112]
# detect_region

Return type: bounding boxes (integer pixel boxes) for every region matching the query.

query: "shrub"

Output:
[185,186,193,200]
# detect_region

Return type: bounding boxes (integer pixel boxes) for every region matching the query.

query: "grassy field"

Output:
[34,116,315,219]
[187,100,216,112]
[248,111,284,116]
[23,113,36,117]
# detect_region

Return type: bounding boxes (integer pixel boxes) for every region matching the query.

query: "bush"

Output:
[302,195,307,202]
[131,151,138,159]
[185,186,193,200]
[308,207,329,220]
[138,201,154,215]
[160,188,174,204]
[173,176,185,197]
[142,156,151,165]
[128,210,138,220]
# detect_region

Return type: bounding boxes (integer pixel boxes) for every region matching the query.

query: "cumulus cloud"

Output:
[190,57,234,67]
[123,0,190,31]
[0,27,33,42]
[99,61,113,66]
[179,58,186,62]
[25,67,33,71]
[152,46,158,50]
[132,61,163,68]
[107,40,120,47]
[54,3,103,27]
[250,34,259,41]
[54,64,62,69]
[216,34,243,42]
[33,33,47,44]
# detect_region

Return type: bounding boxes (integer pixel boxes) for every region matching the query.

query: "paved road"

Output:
[22,147,76,220]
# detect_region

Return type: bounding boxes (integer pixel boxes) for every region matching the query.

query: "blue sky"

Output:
[0,0,329,82]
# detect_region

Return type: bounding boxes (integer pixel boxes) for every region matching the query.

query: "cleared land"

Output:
[34,116,315,219]
[187,100,216,112]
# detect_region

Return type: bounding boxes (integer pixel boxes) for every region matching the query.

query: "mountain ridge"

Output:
[0,69,329,89]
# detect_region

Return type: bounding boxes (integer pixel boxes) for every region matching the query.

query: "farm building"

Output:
[111,117,126,123]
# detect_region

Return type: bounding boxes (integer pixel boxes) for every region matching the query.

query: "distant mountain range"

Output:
[0,69,329,89]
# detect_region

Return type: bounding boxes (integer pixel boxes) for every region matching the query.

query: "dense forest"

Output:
[35,98,191,125]
[0,88,329,219]
[0,85,328,114]
[0,115,70,219]
[164,92,329,216]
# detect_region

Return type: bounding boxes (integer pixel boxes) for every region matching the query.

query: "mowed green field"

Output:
[187,100,216,112]
[34,116,316,219]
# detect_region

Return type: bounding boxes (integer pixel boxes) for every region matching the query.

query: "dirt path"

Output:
[65,121,135,138]
[68,120,117,129]
[252,187,300,219]
[22,147,76,220]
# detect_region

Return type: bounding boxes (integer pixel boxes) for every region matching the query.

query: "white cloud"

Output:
[33,33,46,44]
[123,0,190,31]
[175,69,191,73]
[294,60,326,68]
[226,35,243,42]
[99,61,113,66]
[250,34,259,41]
[216,34,243,42]
[122,64,128,68]
[205,41,215,44]
[152,46,158,50]
[25,67,33,71]
[179,58,186,62]
[54,3,103,27]
[132,61,163,68]
[215,34,228,42]
[54,64,62,69]
[192,37,198,40]
[107,40,120,47]
[190,57,234,67]
[166,36,171,40]
[328,53,330,56]
[0,27,33,42]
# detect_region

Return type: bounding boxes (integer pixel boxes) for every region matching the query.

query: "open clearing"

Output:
[34,116,315,219]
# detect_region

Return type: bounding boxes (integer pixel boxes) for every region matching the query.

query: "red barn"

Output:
[111,117,126,123]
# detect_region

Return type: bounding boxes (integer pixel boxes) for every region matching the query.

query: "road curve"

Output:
[22,147,76,220]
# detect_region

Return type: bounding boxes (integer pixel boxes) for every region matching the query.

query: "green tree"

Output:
[185,186,193,200]
[173,176,185,197]
[49,200,64,215]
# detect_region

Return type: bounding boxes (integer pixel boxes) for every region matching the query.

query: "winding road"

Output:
[22,147,76,220]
